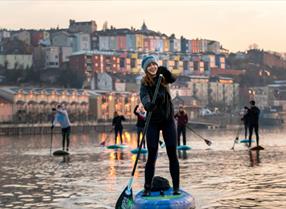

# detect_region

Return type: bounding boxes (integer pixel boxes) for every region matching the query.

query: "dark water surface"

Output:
[0,127,286,209]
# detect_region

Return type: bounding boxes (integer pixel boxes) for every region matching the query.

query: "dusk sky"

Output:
[0,0,285,53]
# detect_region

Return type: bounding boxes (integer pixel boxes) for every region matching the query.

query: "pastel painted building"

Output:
[72,32,91,52]
[51,31,73,48]
[0,30,11,41]
[11,30,31,45]
[31,30,50,46]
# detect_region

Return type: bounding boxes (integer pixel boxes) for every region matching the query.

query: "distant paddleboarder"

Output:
[51,105,71,152]
[174,105,188,146]
[112,111,126,145]
[247,100,260,148]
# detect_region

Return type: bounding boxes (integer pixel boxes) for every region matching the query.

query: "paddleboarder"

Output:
[51,105,71,152]
[112,111,126,145]
[133,103,146,148]
[248,100,260,148]
[140,55,180,196]
[174,105,188,146]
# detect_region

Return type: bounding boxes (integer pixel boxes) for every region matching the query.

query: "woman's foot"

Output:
[173,188,181,195]
[142,189,151,196]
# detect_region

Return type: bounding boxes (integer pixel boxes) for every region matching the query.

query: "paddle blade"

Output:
[100,141,106,146]
[205,139,212,146]
[159,140,166,148]
[115,186,134,209]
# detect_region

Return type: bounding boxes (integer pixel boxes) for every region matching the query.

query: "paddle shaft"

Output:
[231,122,243,150]
[186,125,211,145]
[129,74,163,184]
[50,129,53,156]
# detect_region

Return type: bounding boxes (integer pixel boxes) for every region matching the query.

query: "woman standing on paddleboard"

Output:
[140,55,180,196]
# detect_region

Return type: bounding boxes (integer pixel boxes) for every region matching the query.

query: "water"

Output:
[0,127,286,209]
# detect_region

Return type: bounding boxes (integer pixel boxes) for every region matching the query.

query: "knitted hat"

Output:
[141,55,158,72]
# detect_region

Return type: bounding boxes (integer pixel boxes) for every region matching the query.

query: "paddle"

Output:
[115,74,163,209]
[99,129,113,147]
[231,123,243,150]
[186,125,212,146]
[50,128,53,156]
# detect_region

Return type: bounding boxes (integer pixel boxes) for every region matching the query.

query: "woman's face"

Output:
[146,62,158,76]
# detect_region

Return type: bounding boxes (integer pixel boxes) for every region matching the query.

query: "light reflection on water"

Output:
[0,127,286,208]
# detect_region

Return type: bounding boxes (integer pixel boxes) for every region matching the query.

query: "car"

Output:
[199,108,215,116]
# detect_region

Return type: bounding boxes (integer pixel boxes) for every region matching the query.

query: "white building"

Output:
[0,54,32,70]
[44,47,60,69]
[72,32,91,52]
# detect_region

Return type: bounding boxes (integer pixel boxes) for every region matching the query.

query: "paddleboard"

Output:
[53,150,69,156]
[106,144,128,149]
[134,188,195,209]
[131,148,148,154]
[240,139,255,143]
[177,145,192,151]
[250,145,264,151]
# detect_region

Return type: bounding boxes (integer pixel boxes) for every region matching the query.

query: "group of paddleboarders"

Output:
[241,100,261,147]
[50,54,262,199]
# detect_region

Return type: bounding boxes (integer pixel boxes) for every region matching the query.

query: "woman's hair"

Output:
[142,71,167,87]
[114,111,118,117]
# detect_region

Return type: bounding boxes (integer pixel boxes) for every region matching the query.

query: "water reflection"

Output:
[249,150,261,167]
[0,127,286,208]
[178,150,188,159]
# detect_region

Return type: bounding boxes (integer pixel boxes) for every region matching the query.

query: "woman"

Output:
[112,111,126,144]
[140,55,180,196]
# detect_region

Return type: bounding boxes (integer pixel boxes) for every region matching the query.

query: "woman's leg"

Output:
[114,128,118,144]
[144,123,160,195]
[166,145,180,192]
[119,128,123,144]
[62,129,66,150]
[137,127,140,147]
[162,119,180,193]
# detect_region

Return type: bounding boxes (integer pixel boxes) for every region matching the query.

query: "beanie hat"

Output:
[141,55,158,72]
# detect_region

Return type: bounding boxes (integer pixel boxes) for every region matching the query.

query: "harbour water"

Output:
[0,126,286,209]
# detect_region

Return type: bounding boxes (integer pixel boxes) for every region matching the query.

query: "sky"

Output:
[0,0,285,53]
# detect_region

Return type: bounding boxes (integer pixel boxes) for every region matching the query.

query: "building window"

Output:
[120,58,125,68]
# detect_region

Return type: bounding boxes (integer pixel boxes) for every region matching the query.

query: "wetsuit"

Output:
[140,66,179,193]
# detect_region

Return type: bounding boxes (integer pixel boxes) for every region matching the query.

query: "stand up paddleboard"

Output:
[53,150,69,156]
[131,148,148,154]
[250,145,264,151]
[106,144,128,149]
[240,139,255,143]
[133,188,195,209]
[177,145,192,151]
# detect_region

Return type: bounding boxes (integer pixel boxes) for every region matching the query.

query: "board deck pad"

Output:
[106,144,128,149]
[240,139,255,143]
[177,145,192,151]
[131,148,148,154]
[53,150,69,156]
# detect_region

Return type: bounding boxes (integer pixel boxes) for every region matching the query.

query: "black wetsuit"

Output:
[241,110,250,139]
[248,106,260,147]
[133,105,146,148]
[112,115,125,144]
